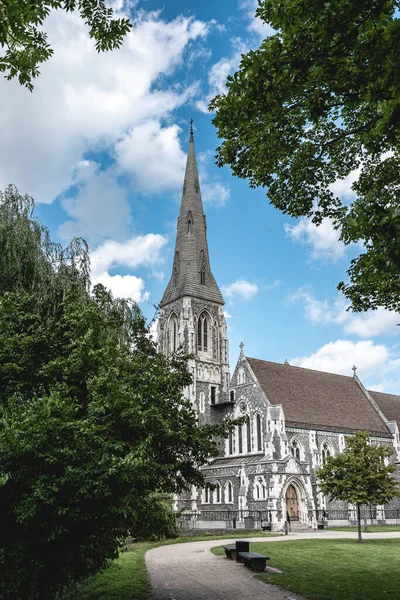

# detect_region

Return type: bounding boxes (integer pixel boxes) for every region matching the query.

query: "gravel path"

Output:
[146,530,400,600]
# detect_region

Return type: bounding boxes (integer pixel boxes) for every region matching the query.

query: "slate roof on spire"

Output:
[160,128,224,307]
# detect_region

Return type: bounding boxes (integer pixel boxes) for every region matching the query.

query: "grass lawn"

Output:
[328,525,400,533]
[69,531,278,599]
[212,538,400,600]
[69,543,152,600]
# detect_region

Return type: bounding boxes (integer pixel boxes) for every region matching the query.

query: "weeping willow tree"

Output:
[0,184,90,300]
[0,185,235,600]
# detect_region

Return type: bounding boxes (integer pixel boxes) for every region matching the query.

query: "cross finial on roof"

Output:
[190,118,194,139]
[352,365,357,376]
[239,341,244,355]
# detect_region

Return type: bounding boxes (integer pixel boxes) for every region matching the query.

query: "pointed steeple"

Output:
[160,126,224,307]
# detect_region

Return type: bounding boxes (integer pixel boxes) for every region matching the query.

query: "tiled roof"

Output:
[369,390,400,426]
[246,357,391,437]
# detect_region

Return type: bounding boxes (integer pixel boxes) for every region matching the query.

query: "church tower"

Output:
[157,125,230,424]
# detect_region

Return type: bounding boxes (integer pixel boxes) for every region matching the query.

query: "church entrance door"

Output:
[286,485,299,521]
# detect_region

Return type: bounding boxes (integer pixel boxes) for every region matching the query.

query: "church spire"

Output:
[160,125,224,307]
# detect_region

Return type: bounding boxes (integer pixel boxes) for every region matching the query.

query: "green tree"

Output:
[0,1,131,90]
[317,431,400,542]
[211,0,400,313]
[0,185,234,599]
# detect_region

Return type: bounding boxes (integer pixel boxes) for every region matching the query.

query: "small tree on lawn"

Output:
[317,431,400,542]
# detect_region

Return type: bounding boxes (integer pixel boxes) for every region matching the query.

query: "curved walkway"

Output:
[146,530,400,600]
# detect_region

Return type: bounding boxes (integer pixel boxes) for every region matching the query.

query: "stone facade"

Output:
[158,131,400,531]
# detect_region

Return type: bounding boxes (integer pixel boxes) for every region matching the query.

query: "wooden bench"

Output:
[238,551,270,572]
[222,544,236,560]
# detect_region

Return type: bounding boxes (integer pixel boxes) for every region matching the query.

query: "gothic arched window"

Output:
[226,480,233,503]
[256,414,262,451]
[197,312,209,352]
[246,417,251,452]
[187,211,193,233]
[215,482,221,503]
[238,424,243,454]
[168,314,178,353]
[228,431,233,454]
[200,266,206,285]
[291,439,301,460]
[199,392,205,414]
[322,442,331,464]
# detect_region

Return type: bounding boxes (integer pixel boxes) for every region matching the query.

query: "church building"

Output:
[157,128,400,530]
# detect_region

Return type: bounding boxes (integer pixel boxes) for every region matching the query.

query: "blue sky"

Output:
[1,0,399,393]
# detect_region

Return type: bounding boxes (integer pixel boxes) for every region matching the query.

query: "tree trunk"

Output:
[357,503,362,542]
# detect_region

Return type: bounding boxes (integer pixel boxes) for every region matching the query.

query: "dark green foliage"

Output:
[317,431,400,541]
[131,494,180,541]
[0,1,131,90]
[0,185,234,599]
[211,1,400,312]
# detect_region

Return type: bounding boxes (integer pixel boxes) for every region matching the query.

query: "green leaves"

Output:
[0,1,132,90]
[212,0,400,312]
[317,431,400,540]
[0,187,234,599]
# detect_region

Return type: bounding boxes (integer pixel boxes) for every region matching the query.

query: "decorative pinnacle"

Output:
[352,365,357,377]
[239,341,244,354]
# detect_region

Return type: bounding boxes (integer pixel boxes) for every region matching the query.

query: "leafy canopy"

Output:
[0,1,131,90]
[211,0,400,312]
[317,431,400,540]
[318,431,399,506]
[0,185,234,600]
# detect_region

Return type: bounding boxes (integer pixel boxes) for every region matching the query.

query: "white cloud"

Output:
[198,151,230,207]
[93,271,148,302]
[240,0,275,38]
[114,121,187,192]
[196,39,245,113]
[0,8,211,203]
[290,287,348,327]
[291,339,390,379]
[222,279,259,300]
[90,233,168,301]
[345,309,400,338]
[291,287,400,338]
[58,161,131,243]
[291,339,400,393]
[284,217,346,262]
[371,379,400,394]
[91,233,168,276]
[266,279,281,290]
[330,167,361,200]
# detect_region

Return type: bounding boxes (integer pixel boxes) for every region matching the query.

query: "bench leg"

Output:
[251,559,266,572]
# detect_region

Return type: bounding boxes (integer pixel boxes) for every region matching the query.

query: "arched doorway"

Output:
[286,485,299,521]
